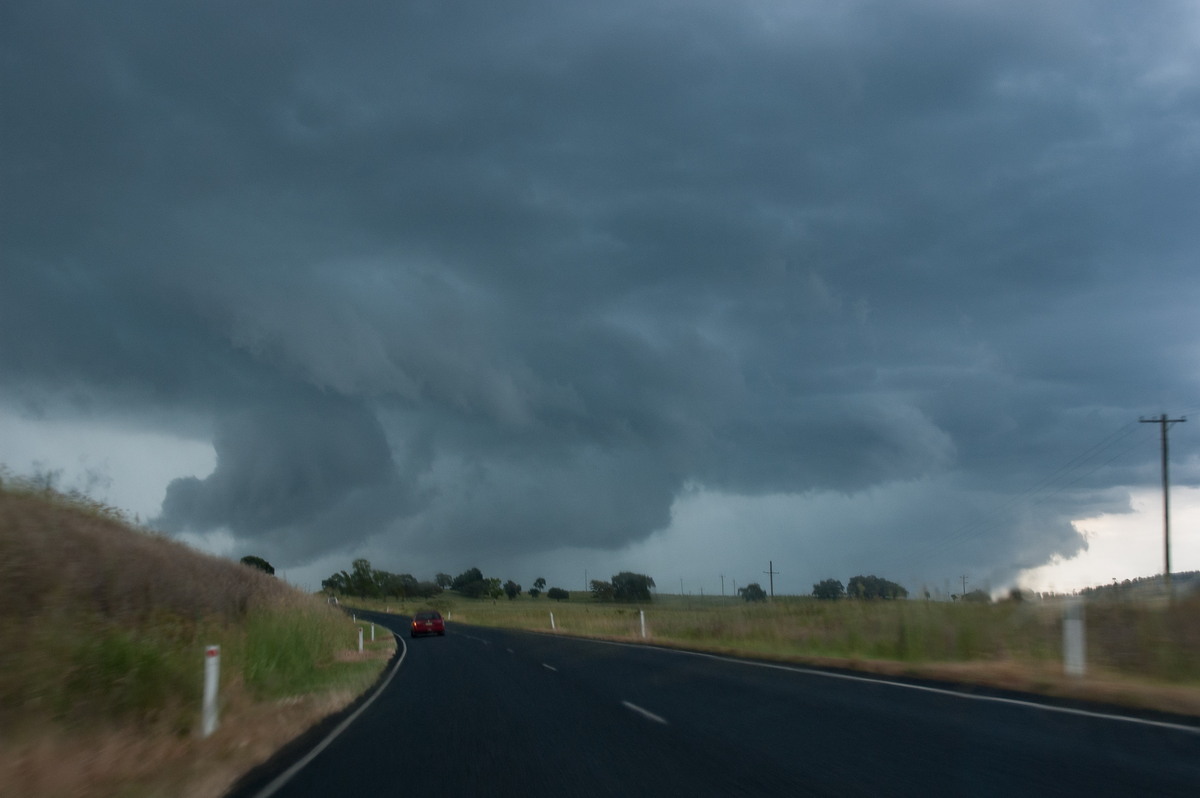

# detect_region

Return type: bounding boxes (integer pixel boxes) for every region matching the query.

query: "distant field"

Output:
[350,586,1200,717]
[0,478,392,798]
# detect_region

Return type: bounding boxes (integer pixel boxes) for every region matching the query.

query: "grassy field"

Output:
[0,478,394,798]
[352,585,1200,717]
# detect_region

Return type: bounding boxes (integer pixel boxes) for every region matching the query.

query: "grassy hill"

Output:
[0,477,393,798]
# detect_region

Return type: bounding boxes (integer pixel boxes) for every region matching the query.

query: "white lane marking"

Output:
[507,648,515,654]
[251,627,408,798]
[548,636,1200,736]
[542,663,557,671]
[457,632,491,645]
[622,700,668,725]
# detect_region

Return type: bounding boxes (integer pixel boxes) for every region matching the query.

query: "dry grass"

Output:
[0,480,394,798]
[0,686,376,798]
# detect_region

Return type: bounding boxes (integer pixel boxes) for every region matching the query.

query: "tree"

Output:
[739,583,767,602]
[376,571,419,599]
[451,567,484,591]
[346,558,380,597]
[546,587,569,601]
[611,572,656,602]
[846,575,908,600]
[812,578,845,600]
[590,579,615,601]
[961,589,991,603]
[240,555,275,575]
[435,572,453,589]
[321,571,350,594]
[486,577,503,601]
[503,580,522,600]
[458,579,488,599]
[533,577,547,591]
[414,581,443,598]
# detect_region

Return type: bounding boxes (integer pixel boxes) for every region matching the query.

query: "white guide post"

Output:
[550,612,556,632]
[371,623,376,642]
[640,609,647,639]
[358,627,364,653]
[202,645,220,738]
[1063,599,1086,677]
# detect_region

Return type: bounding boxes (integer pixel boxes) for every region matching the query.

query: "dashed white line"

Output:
[542,663,557,671]
[563,636,1200,736]
[622,700,668,725]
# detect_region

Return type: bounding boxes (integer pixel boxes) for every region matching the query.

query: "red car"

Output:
[410,610,445,638]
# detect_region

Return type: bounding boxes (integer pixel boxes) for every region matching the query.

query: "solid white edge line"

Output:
[622,700,668,725]
[554,636,1200,736]
[250,629,409,798]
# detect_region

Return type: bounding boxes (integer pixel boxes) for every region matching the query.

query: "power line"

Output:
[763,560,779,600]
[914,420,1154,561]
[1140,413,1186,592]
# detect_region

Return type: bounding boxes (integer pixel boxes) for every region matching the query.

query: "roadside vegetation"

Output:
[0,474,394,798]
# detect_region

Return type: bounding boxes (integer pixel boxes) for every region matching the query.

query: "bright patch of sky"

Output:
[0,409,215,523]
[1018,487,1200,595]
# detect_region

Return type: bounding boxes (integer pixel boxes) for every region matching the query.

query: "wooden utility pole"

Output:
[1141,414,1186,593]
[763,561,779,600]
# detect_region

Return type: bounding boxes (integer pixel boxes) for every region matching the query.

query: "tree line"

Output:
[319,561,659,604]
[811,575,908,600]
[319,560,576,602]
[589,572,656,602]
[321,558,444,599]
[318,560,918,604]
[733,574,911,602]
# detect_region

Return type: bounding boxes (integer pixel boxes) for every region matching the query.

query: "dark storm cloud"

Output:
[156,391,427,559]
[3,0,1199,581]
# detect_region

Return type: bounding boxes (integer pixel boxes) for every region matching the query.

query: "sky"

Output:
[4,0,1200,598]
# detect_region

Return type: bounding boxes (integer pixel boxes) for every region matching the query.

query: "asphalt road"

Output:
[230,610,1200,797]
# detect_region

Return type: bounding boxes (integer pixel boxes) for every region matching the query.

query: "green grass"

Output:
[240,607,389,699]
[242,605,345,698]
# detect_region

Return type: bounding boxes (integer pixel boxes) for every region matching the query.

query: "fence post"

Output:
[640,609,647,639]
[1063,598,1086,677]
[550,611,556,632]
[202,645,220,738]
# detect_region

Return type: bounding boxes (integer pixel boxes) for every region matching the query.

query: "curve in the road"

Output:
[228,613,409,798]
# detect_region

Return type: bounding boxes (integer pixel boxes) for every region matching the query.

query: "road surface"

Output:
[228,610,1200,797]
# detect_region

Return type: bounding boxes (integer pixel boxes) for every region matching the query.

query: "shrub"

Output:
[738,583,767,602]
[812,579,845,600]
